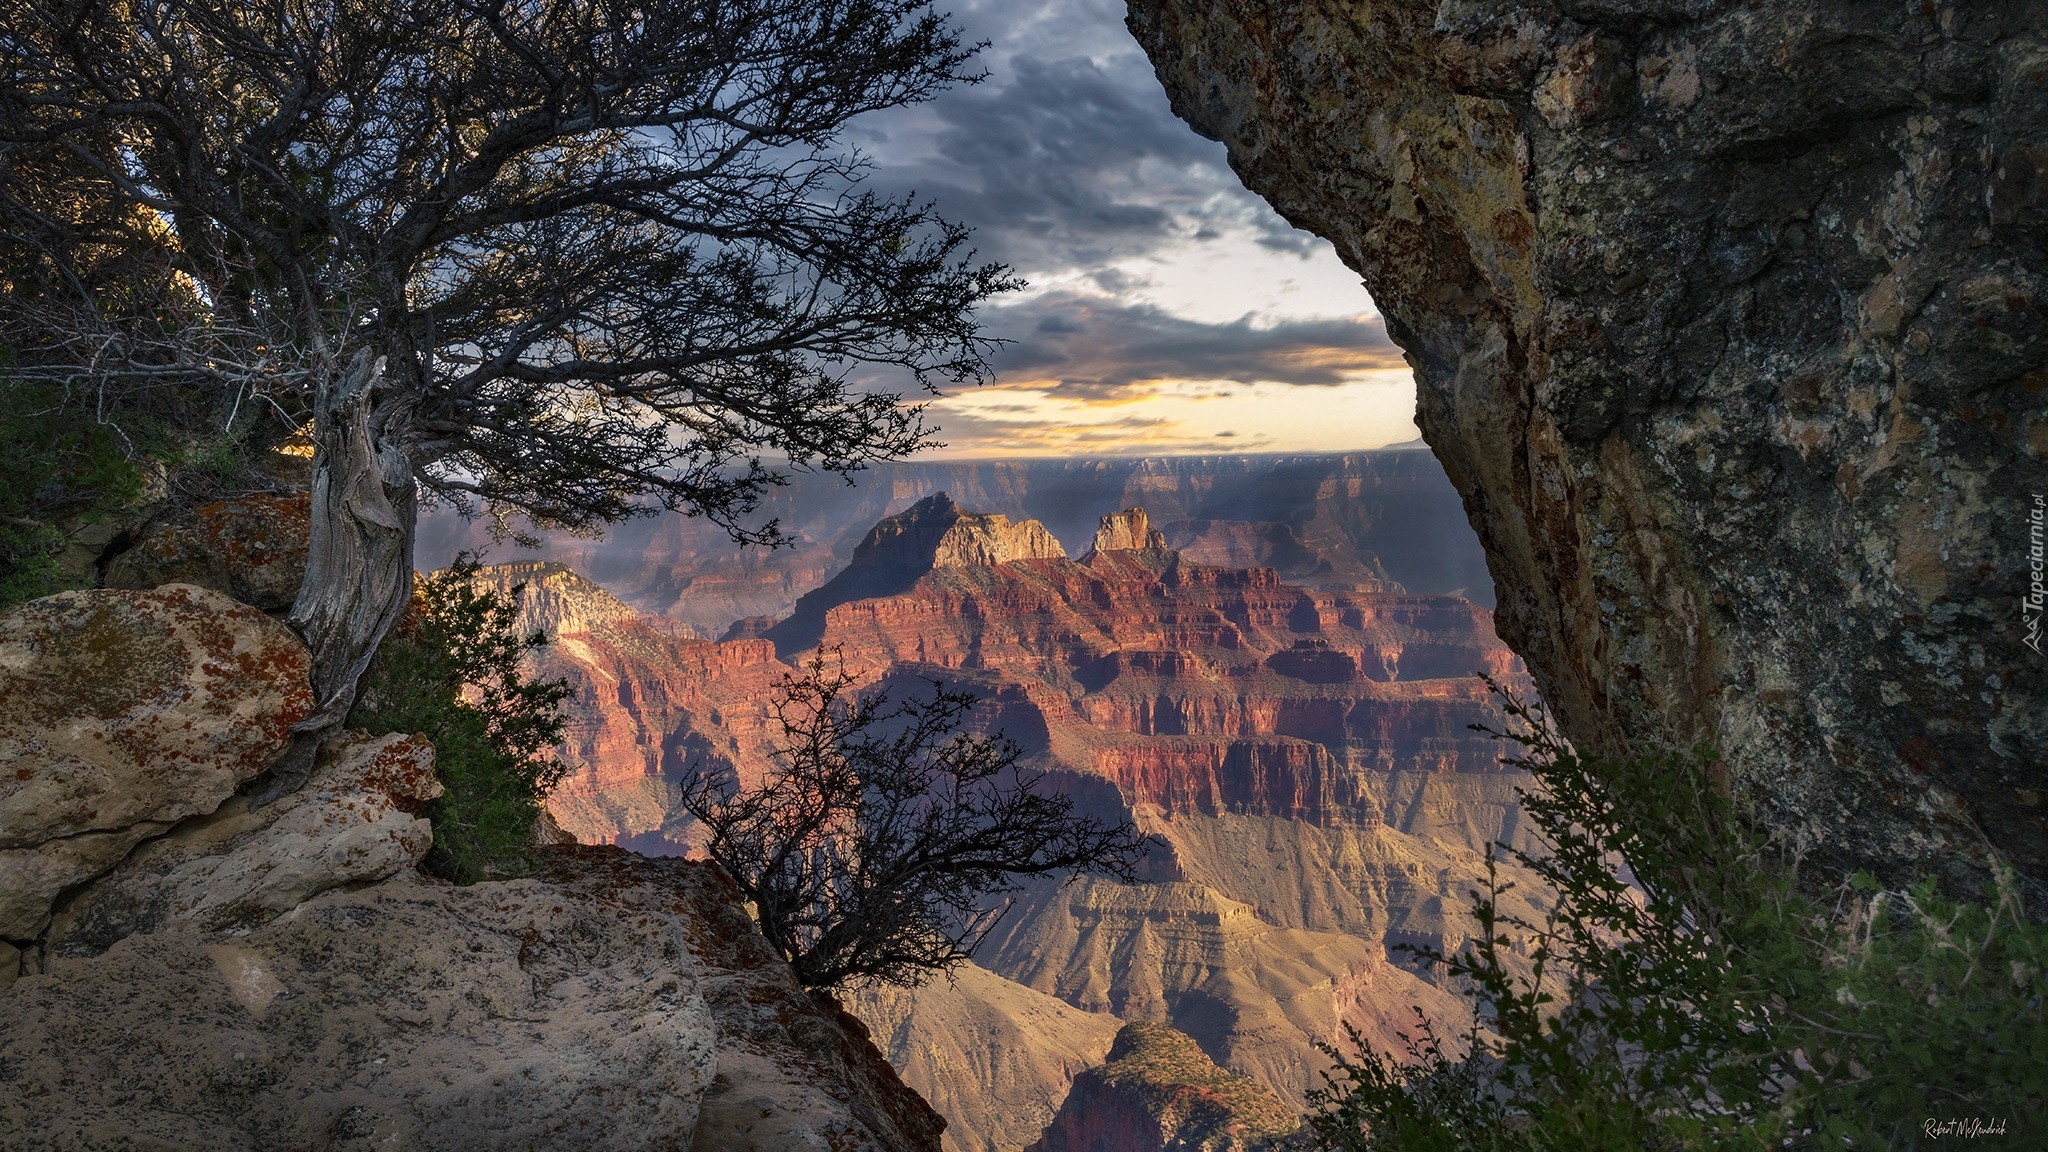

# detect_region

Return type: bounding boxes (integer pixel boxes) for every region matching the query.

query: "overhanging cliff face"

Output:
[1125,0,2048,893]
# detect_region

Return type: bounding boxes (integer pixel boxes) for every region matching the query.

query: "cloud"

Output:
[850,3,1312,280]
[833,0,1418,457]
[981,291,1406,402]
[919,403,1280,457]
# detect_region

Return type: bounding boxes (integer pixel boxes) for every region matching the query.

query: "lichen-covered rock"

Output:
[0,585,312,940]
[1127,0,2048,896]
[46,732,441,955]
[1092,507,1168,555]
[0,849,943,1151]
[104,493,311,612]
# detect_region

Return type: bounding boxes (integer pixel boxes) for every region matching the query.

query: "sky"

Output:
[847,0,1418,457]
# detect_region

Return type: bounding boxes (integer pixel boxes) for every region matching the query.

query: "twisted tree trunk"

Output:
[258,347,417,801]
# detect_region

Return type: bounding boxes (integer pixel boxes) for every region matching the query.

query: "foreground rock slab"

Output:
[0,585,311,941]
[0,848,944,1152]
[46,731,442,956]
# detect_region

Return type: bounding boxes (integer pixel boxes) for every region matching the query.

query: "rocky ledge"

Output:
[0,585,942,1151]
[1127,0,2048,896]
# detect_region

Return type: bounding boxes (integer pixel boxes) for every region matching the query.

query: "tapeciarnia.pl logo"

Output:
[2026,494,2044,655]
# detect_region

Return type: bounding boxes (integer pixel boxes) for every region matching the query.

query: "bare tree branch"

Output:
[682,653,1151,989]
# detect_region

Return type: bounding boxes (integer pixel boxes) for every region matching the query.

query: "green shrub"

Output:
[1308,679,2046,1152]
[0,379,147,604]
[0,370,282,607]
[351,557,572,884]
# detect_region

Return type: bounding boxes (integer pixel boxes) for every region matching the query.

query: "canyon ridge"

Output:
[458,451,1550,1151]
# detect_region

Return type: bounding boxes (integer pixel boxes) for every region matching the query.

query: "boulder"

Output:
[104,493,311,612]
[46,732,441,956]
[0,585,312,941]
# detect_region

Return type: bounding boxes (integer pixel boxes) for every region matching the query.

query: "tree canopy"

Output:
[1,0,1017,751]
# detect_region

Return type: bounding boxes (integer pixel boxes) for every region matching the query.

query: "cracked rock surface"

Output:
[0,585,311,941]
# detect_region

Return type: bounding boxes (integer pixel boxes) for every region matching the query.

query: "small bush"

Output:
[351,557,571,884]
[1307,678,2046,1152]
[681,651,1150,989]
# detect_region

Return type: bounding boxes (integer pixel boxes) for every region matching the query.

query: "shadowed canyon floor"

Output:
[482,479,1549,1150]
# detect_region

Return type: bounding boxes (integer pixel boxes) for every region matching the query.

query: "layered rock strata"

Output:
[502,500,1543,1135]
[1124,0,2048,895]
[415,450,1498,635]
[466,563,795,849]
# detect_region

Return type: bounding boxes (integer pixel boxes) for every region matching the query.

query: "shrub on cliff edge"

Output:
[682,652,1150,989]
[1308,680,2046,1151]
[352,557,571,884]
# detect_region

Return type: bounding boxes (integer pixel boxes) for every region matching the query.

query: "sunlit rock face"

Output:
[765,492,1066,655]
[1126,0,2048,897]
[416,450,1499,639]
[465,562,791,850]
[1091,507,1168,555]
[842,962,1124,1152]
[1024,1022,1301,1152]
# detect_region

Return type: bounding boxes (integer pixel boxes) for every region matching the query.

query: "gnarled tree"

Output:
[0,0,1015,784]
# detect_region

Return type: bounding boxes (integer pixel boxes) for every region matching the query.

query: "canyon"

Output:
[493,480,1545,1150]
[418,449,1497,638]
[1124,0,2048,900]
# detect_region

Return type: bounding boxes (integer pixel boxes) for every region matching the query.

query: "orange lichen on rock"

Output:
[0,585,311,940]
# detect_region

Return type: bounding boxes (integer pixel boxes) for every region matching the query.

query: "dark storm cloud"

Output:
[982,291,1405,401]
[849,0,1318,277]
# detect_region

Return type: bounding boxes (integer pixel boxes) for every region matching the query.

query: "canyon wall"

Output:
[503,494,1547,1142]
[416,449,1498,637]
[1125,0,2048,896]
